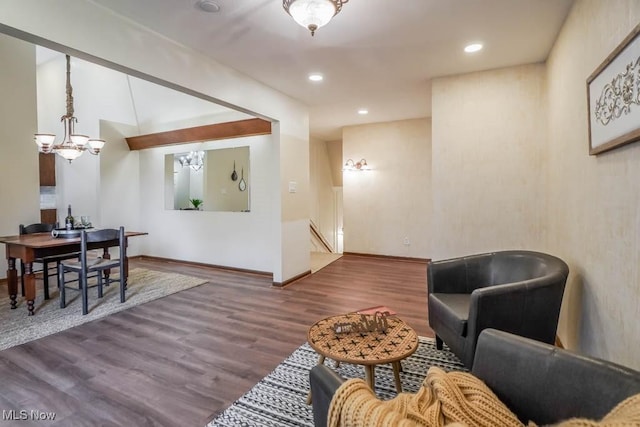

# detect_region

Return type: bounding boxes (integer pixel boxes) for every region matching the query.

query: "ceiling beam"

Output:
[125,118,272,151]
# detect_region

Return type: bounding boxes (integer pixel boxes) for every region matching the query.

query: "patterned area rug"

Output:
[0,268,208,350]
[208,337,466,427]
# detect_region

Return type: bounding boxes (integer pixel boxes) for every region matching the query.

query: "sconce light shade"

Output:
[343,158,368,171]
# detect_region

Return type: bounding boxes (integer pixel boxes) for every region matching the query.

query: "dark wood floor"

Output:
[0,255,432,426]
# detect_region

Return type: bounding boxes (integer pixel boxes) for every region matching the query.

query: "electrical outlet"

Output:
[403,237,410,246]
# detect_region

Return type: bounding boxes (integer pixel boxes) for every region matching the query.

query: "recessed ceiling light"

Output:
[308,73,323,82]
[358,109,368,115]
[464,43,483,53]
[196,0,221,13]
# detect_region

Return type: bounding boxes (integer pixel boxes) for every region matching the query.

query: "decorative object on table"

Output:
[333,312,391,334]
[190,198,203,210]
[33,55,105,162]
[51,228,84,239]
[238,167,247,191]
[356,305,397,316]
[64,204,74,230]
[231,161,238,181]
[207,337,464,427]
[283,0,349,36]
[588,23,640,155]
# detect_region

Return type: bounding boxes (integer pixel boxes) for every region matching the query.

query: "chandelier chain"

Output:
[64,55,74,120]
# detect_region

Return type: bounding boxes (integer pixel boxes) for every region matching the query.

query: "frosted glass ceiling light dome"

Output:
[283,0,348,36]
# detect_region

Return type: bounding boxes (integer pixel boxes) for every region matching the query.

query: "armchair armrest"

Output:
[310,364,345,427]
[428,253,492,294]
[467,275,565,347]
[472,329,640,425]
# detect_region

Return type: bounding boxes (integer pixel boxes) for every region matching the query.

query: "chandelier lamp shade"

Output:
[34,55,105,163]
[283,0,348,36]
[178,151,205,172]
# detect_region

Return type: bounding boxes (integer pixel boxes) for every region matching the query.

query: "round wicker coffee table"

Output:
[307,312,418,401]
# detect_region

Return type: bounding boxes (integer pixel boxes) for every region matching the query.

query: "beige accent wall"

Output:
[431,64,547,260]
[326,140,343,187]
[546,0,640,369]
[0,35,39,278]
[310,137,337,251]
[342,118,431,258]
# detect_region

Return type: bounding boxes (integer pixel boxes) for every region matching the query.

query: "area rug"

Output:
[208,337,466,427]
[0,268,208,351]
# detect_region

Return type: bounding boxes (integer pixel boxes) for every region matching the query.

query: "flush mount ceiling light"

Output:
[358,109,368,115]
[196,0,221,13]
[34,55,105,163]
[283,0,349,36]
[308,73,324,82]
[464,43,483,53]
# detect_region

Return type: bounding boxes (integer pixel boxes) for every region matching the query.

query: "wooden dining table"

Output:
[0,231,147,316]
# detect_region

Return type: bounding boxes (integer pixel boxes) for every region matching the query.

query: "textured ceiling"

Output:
[90,0,574,140]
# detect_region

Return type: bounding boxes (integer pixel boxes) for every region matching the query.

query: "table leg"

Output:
[392,361,403,393]
[7,258,17,309]
[306,354,326,405]
[23,262,36,316]
[364,365,375,390]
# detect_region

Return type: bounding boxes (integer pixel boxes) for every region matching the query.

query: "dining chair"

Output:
[19,223,80,300]
[58,227,126,315]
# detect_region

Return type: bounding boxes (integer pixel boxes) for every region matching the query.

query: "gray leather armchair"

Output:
[428,250,569,367]
[310,329,640,426]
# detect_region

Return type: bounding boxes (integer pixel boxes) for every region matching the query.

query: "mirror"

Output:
[165,146,250,212]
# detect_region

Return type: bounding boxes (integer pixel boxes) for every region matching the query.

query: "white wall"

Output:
[0,0,310,283]
[342,118,432,258]
[431,64,547,260]
[545,0,640,369]
[0,34,39,278]
[138,135,274,273]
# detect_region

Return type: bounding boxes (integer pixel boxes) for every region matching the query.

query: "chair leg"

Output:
[97,271,103,298]
[59,268,66,309]
[43,261,50,300]
[81,272,89,315]
[436,335,443,350]
[120,272,126,303]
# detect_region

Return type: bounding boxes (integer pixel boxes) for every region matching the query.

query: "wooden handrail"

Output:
[310,221,334,253]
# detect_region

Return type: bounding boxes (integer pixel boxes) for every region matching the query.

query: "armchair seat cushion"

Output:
[429,293,470,337]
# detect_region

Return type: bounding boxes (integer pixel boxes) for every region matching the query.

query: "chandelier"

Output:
[283,0,348,36]
[34,55,105,163]
[178,151,205,171]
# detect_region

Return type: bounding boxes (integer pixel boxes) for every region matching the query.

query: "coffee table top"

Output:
[307,313,419,365]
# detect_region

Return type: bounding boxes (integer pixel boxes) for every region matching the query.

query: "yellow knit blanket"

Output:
[328,367,522,427]
[327,367,640,427]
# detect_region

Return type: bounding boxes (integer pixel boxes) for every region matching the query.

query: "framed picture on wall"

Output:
[587,23,640,155]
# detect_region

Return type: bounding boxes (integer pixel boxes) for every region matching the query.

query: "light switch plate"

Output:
[288,181,297,193]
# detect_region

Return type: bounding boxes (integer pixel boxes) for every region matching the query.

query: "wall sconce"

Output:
[343,158,368,171]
